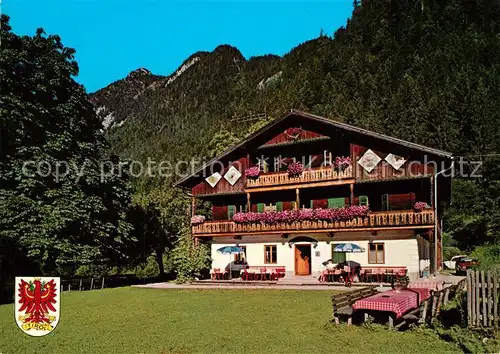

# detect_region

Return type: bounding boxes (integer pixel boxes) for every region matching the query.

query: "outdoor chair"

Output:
[241,269,252,281]
[385,269,394,283]
[362,269,372,282]
[372,269,383,283]
[334,269,342,282]
[212,268,223,280]
[256,268,267,281]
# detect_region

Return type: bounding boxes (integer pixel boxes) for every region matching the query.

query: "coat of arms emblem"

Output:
[15,277,60,336]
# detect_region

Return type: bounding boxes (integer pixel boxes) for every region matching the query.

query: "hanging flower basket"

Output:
[232,205,369,225]
[191,215,206,225]
[414,201,431,212]
[335,156,352,172]
[287,161,304,177]
[245,166,260,179]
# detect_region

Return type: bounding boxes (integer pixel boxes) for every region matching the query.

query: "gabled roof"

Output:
[174,109,452,188]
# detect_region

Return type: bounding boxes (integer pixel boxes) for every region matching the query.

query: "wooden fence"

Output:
[467,270,499,328]
[61,277,106,291]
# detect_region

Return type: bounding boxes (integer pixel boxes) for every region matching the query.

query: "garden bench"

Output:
[331,286,378,325]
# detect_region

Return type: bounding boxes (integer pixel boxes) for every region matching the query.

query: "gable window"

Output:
[264,245,277,264]
[323,150,332,167]
[257,155,269,173]
[368,243,385,264]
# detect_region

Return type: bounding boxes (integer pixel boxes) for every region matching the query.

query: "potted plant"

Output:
[334,156,352,172]
[393,275,410,292]
[414,201,431,212]
[287,161,303,178]
[245,166,260,180]
[191,215,206,226]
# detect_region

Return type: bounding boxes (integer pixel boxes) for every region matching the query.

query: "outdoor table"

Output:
[352,288,431,326]
[240,268,276,280]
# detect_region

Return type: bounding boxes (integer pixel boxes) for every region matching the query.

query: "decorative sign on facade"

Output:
[223,166,241,186]
[285,127,303,140]
[205,172,222,188]
[15,277,60,336]
[385,153,406,170]
[357,149,381,173]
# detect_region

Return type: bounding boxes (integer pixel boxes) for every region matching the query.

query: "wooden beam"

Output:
[245,178,356,193]
[246,192,251,212]
[295,188,300,210]
[350,183,354,205]
[191,196,196,217]
[193,225,433,238]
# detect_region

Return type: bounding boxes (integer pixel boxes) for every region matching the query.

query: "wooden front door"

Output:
[295,244,311,275]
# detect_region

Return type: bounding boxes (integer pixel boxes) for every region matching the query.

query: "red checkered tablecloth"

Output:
[408,280,445,290]
[353,289,424,318]
[406,287,431,303]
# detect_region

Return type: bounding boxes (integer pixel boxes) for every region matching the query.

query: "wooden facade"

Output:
[175,110,452,273]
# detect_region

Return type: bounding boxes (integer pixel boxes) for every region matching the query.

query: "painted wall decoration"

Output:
[385,153,406,170]
[205,172,222,188]
[357,149,381,173]
[223,166,241,186]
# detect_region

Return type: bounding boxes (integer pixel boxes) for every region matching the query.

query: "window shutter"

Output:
[382,194,389,211]
[328,198,346,209]
[276,201,283,212]
[323,150,332,166]
[228,205,235,220]
[257,203,265,213]
[359,195,369,206]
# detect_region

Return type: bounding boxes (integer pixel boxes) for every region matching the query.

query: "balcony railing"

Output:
[192,209,434,236]
[246,165,353,188]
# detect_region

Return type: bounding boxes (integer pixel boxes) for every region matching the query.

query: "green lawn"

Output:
[1,287,459,353]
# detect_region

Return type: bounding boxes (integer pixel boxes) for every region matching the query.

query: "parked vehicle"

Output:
[444,255,467,270]
[455,257,480,275]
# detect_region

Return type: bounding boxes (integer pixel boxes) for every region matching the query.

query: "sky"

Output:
[4,0,353,93]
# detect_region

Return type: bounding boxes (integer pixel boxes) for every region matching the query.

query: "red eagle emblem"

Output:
[17,278,58,330]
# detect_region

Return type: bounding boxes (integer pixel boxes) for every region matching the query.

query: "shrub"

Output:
[471,244,500,273]
[191,215,206,225]
[172,227,211,283]
[443,246,464,261]
[134,255,160,279]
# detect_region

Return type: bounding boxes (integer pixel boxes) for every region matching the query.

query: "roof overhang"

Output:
[174,109,452,189]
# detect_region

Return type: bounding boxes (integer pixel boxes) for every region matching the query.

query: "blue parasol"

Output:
[333,243,365,253]
[333,243,364,266]
[217,246,245,255]
[217,246,245,279]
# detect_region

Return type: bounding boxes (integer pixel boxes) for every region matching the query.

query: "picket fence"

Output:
[467,269,499,328]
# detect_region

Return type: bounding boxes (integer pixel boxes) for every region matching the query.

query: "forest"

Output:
[1,0,500,301]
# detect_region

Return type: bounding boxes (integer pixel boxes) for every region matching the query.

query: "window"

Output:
[368,243,385,264]
[323,150,332,167]
[264,245,277,264]
[331,244,346,263]
[234,246,247,262]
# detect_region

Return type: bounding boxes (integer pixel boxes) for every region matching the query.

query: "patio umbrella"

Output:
[332,243,365,265]
[217,246,244,279]
[333,243,365,253]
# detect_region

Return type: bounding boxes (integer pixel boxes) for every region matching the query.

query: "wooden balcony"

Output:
[192,210,435,237]
[246,166,353,189]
